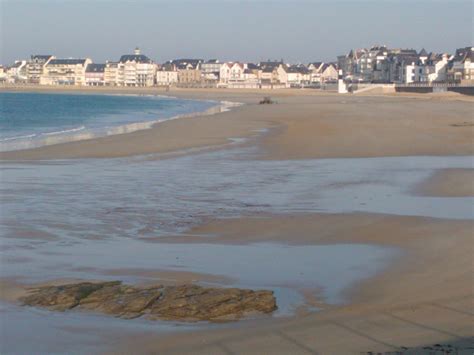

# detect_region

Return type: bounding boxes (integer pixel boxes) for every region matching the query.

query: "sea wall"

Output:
[448,86,474,96]
[395,85,474,96]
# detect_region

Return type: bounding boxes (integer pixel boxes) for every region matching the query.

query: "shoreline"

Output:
[0,90,271,160]
[0,91,243,154]
[1,87,473,160]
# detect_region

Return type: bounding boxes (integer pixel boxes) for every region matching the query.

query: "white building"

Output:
[0,66,6,81]
[118,48,156,87]
[260,67,274,83]
[40,58,92,85]
[286,66,303,85]
[156,69,178,86]
[274,64,289,86]
[427,54,449,82]
[219,62,245,85]
[320,63,338,82]
[104,61,124,86]
[402,62,417,84]
[449,47,474,83]
[401,52,450,84]
[6,60,28,83]
[27,55,55,83]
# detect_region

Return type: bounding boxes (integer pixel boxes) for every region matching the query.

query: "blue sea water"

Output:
[0,92,217,151]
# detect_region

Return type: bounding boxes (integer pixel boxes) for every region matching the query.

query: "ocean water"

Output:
[0,92,217,151]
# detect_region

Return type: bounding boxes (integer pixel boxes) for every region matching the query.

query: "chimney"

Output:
[134,47,141,55]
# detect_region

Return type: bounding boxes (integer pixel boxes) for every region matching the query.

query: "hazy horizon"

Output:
[1,0,472,65]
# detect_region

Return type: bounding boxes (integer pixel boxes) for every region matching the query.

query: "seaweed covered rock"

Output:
[20,281,277,322]
[149,284,276,321]
[79,284,163,319]
[21,281,120,311]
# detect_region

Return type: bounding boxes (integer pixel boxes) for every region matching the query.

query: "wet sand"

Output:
[154,212,474,307]
[416,168,474,197]
[2,212,472,353]
[112,213,474,354]
[1,87,473,160]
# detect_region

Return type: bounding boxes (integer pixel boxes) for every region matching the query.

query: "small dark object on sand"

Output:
[451,122,474,127]
[259,97,275,104]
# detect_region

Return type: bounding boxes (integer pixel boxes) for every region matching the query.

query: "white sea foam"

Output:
[0,133,38,142]
[41,126,86,136]
[0,100,243,152]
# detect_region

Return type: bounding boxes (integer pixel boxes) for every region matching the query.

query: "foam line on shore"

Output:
[0,99,243,153]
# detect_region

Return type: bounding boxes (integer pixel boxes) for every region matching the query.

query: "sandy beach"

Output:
[1,86,473,354]
[1,86,473,160]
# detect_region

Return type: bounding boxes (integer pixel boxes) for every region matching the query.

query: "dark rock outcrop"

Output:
[20,281,277,322]
[20,281,121,311]
[79,284,163,319]
[149,284,276,321]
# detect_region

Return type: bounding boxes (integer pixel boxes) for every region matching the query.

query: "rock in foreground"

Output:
[20,281,277,321]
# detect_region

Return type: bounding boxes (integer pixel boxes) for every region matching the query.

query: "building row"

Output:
[0,48,338,88]
[337,45,473,84]
[2,46,472,88]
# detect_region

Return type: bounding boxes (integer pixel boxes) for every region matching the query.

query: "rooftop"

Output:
[30,55,53,61]
[86,63,106,73]
[48,59,88,65]
[453,47,474,63]
[119,54,152,64]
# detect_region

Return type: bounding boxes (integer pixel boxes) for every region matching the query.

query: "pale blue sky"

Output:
[1,0,472,65]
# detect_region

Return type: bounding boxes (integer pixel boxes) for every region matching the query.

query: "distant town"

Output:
[1,45,473,90]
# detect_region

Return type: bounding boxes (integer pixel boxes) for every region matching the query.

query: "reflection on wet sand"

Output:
[1,145,473,353]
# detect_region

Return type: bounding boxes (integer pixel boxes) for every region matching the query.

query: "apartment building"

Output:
[177,67,202,84]
[201,59,222,81]
[118,48,156,87]
[85,64,106,86]
[170,61,202,85]
[104,62,124,86]
[156,68,178,86]
[40,58,92,85]
[27,55,55,83]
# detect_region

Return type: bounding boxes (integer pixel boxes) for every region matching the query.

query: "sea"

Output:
[0,92,217,151]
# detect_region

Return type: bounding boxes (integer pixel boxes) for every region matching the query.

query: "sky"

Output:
[0,0,472,65]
